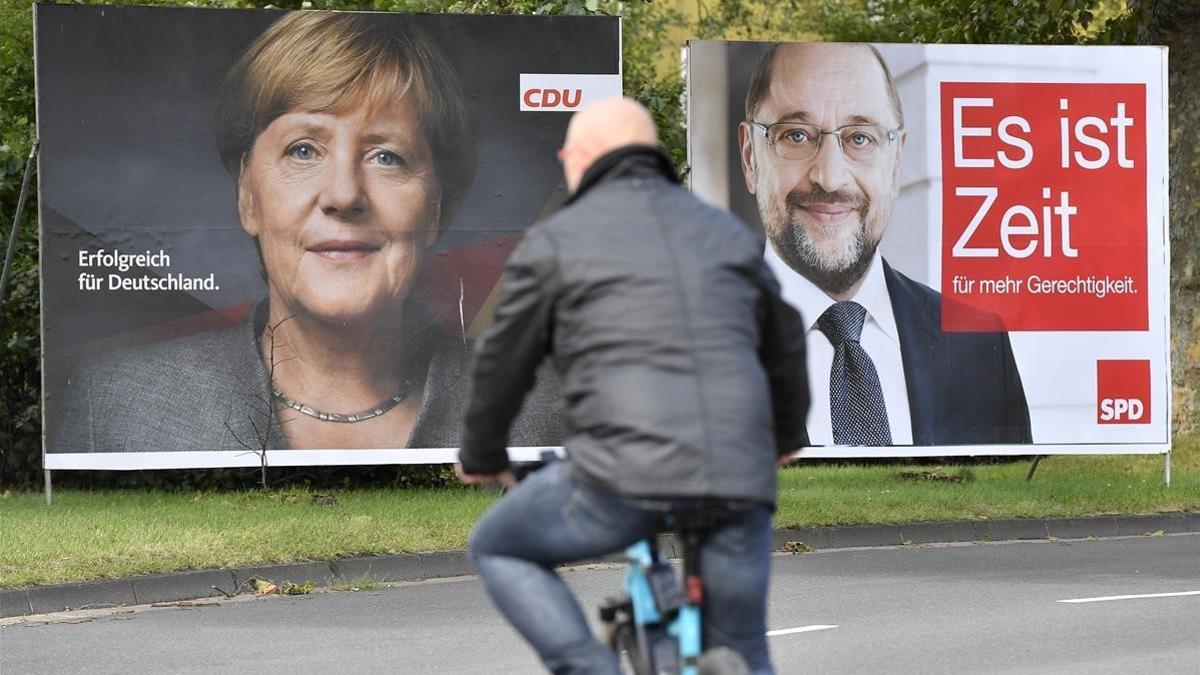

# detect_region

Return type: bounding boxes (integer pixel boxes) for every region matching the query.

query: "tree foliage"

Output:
[1127,0,1200,434]
[0,0,1194,488]
[808,0,1118,44]
[0,2,40,488]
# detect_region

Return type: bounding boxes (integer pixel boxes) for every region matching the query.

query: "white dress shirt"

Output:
[765,245,914,446]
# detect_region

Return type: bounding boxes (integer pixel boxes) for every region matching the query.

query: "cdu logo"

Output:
[1096,359,1151,424]
[519,74,621,112]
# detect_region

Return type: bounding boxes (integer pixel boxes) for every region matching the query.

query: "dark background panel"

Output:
[726,40,771,233]
[35,4,619,442]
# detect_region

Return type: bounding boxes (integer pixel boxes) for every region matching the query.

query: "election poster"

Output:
[686,41,1170,456]
[38,5,619,469]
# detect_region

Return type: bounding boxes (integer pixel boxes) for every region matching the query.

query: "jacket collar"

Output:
[566,144,679,205]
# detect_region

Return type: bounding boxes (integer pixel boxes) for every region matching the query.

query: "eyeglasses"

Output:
[748,121,902,164]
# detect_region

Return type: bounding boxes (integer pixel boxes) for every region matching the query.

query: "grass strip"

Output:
[2,435,1196,587]
[0,489,495,587]
[775,437,1198,527]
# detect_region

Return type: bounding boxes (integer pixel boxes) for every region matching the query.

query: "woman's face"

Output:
[238,95,440,325]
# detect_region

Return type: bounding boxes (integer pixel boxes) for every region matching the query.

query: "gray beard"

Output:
[766,188,877,297]
[771,224,876,297]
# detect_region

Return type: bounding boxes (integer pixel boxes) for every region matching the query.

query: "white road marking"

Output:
[766,625,839,637]
[1058,590,1200,604]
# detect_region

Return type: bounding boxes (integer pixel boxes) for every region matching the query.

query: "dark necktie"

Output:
[816,301,893,445]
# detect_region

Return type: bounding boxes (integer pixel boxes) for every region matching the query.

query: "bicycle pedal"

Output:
[598,595,631,623]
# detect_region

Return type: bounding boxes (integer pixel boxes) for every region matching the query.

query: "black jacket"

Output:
[459,145,809,505]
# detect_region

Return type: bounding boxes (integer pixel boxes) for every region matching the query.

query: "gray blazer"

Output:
[50,302,565,452]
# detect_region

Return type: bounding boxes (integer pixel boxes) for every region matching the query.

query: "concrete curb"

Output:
[770,512,1198,552]
[4,512,1197,619]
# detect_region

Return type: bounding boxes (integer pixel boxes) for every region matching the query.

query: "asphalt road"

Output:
[3,534,1197,674]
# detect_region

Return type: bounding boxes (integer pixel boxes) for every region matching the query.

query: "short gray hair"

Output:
[744,42,904,129]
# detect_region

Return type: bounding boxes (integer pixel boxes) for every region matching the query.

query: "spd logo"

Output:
[1096,359,1150,424]
[519,74,621,112]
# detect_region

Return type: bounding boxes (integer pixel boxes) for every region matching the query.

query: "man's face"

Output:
[739,43,905,296]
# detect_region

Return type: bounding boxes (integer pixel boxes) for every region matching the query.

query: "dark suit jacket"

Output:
[882,260,1032,445]
[50,302,564,453]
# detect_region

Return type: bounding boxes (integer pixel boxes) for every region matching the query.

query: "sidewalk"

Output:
[3,512,1197,618]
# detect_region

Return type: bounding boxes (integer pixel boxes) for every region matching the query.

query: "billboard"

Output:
[686,41,1170,456]
[38,5,619,469]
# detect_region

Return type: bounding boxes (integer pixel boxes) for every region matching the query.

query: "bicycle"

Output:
[509,452,751,675]
[598,507,751,675]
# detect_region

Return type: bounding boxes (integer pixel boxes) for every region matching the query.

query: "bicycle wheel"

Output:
[611,621,651,675]
[696,646,750,675]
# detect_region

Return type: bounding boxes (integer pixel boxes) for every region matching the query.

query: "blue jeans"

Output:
[468,460,776,675]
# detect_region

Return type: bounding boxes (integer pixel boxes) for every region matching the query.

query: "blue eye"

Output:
[781,129,812,144]
[286,143,316,160]
[847,132,873,146]
[374,150,403,167]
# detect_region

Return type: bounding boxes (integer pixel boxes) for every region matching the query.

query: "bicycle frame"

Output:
[597,530,713,675]
[514,455,741,674]
[623,538,703,675]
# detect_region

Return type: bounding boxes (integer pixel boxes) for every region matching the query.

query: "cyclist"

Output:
[458,97,810,675]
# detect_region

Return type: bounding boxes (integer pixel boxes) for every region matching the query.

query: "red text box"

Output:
[940,83,1147,331]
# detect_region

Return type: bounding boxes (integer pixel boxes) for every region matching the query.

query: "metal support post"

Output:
[0,141,39,319]
[1025,455,1043,481]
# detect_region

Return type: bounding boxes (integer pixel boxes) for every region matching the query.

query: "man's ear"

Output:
[236,164,260,238]
[738,122,758,195]
[893,130,908,183]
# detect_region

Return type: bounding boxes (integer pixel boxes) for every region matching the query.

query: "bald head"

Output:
[560,97,658,193]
